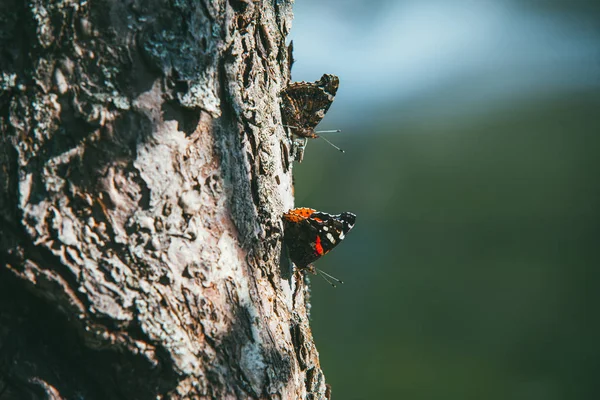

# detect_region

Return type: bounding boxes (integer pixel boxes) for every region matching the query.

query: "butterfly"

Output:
[280,74,344,157]
[283,207,356,286]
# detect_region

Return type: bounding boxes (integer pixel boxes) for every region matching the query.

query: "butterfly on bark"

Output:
[283,207,356,286]
[280,74,344,157]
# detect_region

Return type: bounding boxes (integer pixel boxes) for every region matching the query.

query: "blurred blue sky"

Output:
[290,0,600,124]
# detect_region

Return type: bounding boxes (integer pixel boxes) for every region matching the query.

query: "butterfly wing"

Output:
[280,74,339,138]
[283,208,356,269]
[308,211,356,255]
[283,215,322,268]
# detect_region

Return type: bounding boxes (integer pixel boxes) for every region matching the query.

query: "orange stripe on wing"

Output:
[283,207,316,222]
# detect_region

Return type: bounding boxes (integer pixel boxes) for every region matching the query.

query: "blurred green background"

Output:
[289,1,600,399]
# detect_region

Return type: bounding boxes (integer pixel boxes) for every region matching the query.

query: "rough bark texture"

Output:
[0,1,327,399]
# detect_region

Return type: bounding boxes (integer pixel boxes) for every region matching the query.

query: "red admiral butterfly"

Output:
[283,207,356,286]
[280,74,344,158]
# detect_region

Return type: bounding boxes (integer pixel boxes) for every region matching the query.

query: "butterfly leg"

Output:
[291,137,308,163]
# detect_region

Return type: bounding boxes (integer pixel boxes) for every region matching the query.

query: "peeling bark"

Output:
[0,1,328,399]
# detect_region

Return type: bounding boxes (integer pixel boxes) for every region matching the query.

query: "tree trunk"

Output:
[0,1,327,399]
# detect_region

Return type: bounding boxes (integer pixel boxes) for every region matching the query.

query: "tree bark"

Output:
[0,1,327,399]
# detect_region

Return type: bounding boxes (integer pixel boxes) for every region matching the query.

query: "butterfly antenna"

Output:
[316,270,337,288]
[317,268,344,285]
[315,129,342,133]
[284,126,341,135]
[284,125,345,153]
[317,134,345,153]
